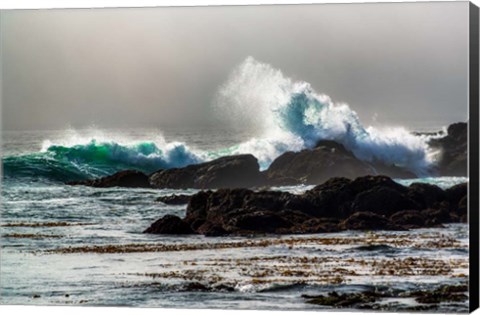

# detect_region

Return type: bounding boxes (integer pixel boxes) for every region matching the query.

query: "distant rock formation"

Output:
[429,122,467,176]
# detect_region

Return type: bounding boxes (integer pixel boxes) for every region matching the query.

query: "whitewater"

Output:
[2,57,445,183]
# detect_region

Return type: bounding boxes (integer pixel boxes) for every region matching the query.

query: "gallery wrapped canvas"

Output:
[1,0,479,313]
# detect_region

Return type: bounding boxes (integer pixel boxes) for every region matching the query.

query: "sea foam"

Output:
[216,57,438,174]
[4,57,443,181]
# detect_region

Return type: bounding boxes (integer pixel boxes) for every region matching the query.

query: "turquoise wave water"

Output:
[2,140,202,182]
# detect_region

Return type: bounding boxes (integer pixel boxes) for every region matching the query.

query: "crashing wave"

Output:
[216,57,437,173]
[3,57,441,182]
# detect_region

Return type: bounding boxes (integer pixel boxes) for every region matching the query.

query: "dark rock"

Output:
[156,194,191,205]
[407,183,446,209]
[261,172,302,186]
[410,284,469,304]
[304,177,355,218]
[265,145,373,185]
[303,291,379,308]
[352,186,420,216]
[184,188,255,229]
[297,217,341,233]
[283,195,317,215]
[266,141,416,186]
[68,170,151,188]
[349,175,407,194]
[143,215,194,234]
[445,182,468,206]
[197,222,229,237]
[149,154,262,189]
[314,139,351,152]
[458,195,468,215]
[212,283,236,292]
[182,282,209,292]
[340,212,400,231]
[185,190,212,224]
[200,188,254,218]
[145,175,465,236]
[149,167,196,189]
[390,210,427,228]
[429,122,467,176]
[243,190,288,211]
[276,209,315,226]
[303,284,468,311]
[226,208,291,233]
[421,206,451,226]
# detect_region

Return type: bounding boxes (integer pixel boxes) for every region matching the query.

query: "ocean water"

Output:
[0,58,470,311]
[0,128,469,312]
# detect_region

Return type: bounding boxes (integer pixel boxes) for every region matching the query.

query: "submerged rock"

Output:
[302,284,468,311]
[68,170,151,188]
[303,291,378,308]
[410,284,469,304]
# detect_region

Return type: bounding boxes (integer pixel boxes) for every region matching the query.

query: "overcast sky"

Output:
[1,2,469,131]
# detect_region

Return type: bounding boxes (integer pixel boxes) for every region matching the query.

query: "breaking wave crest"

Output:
[215,57,437,173]
[3,139,203,182]
[3,57,440,182]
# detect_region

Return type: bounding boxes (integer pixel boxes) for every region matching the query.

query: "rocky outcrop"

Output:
[144,175,468,236]
[156,194,192,205]
[389,210,428,229]
[143,215,195,234]
[339,211,401,231]
[351,186,420,216]
[265,141,415,186]
[149,154,263,189]
[429,122,467,176]
[67,170,151,188]
[407,183,446,209]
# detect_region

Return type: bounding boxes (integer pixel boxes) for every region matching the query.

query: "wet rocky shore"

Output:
[66,122,468,237]
[144,175,467,236]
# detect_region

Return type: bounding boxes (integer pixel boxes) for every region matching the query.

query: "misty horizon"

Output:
[1,2,469,132]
